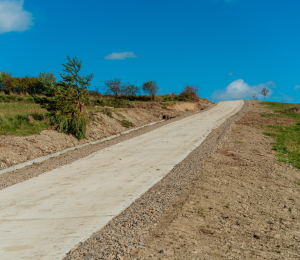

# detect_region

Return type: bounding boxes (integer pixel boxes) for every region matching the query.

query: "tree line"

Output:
[0,70,159,99]
[0,56,200,140]
[0,69,199,102]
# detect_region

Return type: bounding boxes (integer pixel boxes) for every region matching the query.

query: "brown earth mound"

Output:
[165,102,200,112]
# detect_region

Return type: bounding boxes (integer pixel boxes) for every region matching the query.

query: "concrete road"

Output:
[0,100,244,259]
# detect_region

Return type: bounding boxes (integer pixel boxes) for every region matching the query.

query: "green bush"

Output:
[120,120,133,128]
[33,56,93,140]
[179,84,199,101]
[142,80,158,100]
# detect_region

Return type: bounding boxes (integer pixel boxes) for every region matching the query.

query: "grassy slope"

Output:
[0,93,208,137]
[261,101,300,169]
[0,103,49,136]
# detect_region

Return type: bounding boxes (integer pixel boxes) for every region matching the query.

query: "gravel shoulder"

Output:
[63,101,248,260]
[130,100,300,260]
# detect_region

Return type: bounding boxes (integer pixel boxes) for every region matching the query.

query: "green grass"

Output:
[116,112,126,119]
[262,101,300,112]
[0,102,50,136]
[0,113,50,136]
[0,102,46,117]
[120,120,134,128]
[261,101,300,169]
[100,108,113,118]
[0,93,35,103]
[261,101,300,119]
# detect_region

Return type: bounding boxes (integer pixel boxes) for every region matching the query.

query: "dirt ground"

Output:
[0,101,207,170]
[130,101,300,260]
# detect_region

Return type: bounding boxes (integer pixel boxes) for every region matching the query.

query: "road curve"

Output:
[0,100,244,259]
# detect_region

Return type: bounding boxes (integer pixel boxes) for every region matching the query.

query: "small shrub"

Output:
[120,120,133,128]
[116,112,126,119]
[179,84,199,101]
[103,78,122,98]
[121,83,140,98]
[33,56,93,140]
[263,132,277,137]
[102,108,113,118]
[17,96,25,102]
[163,95,173,102]
[142,80,158,100]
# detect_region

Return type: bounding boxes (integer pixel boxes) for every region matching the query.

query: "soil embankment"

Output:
[130,101,300,259]
[0,101,208,171]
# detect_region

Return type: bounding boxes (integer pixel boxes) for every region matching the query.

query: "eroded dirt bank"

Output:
[0,101,207,171]
[131,101,300,260]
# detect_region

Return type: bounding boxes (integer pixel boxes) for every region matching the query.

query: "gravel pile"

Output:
[63,101,249,260]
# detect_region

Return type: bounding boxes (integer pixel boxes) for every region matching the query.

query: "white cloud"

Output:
[294,85,300,90]
[104,52,138,60]
[228,72,233,76]
[212,79,276,101]
[0,0,33,34]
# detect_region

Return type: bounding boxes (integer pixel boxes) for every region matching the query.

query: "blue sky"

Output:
[0,0,299,102]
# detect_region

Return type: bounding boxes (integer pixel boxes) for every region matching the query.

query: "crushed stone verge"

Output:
[63,101,249,260]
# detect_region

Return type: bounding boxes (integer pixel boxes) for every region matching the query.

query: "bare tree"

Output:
[253,93,258,100]
[121,83,140,98]
[260,88,269,101]
[142,80,158,100]
[103,78,122,98]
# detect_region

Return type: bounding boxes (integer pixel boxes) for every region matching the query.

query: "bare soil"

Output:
[0,101,206,171]
[130,100,300,260]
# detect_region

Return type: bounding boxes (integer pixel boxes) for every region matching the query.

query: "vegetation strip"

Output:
[260,101,300,169]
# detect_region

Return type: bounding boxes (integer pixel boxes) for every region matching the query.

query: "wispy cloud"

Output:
[0,0,33,34]
[294,85,300,90]
[228,72,233,76]
[104,52,138,60]
[212,79,276,101]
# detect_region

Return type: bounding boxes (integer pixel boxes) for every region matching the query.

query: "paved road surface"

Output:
[0,100,244,259]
